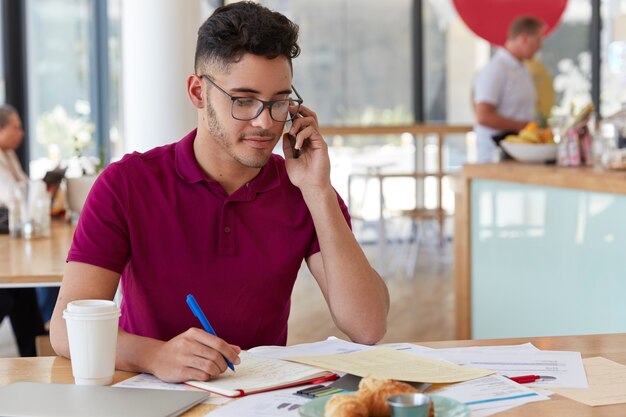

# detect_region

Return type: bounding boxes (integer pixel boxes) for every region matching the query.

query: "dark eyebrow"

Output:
[230,87,293,96]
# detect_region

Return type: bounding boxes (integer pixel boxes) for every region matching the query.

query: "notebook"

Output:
[0,381,208,417]
[185,351,337,397]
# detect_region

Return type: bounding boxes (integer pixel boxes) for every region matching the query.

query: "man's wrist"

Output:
[300,184,335,203]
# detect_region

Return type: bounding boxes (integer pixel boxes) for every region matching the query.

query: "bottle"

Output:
[8,182,25,238]
[28,180,51,238]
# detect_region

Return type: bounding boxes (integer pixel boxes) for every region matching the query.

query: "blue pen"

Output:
[186,294,235,371]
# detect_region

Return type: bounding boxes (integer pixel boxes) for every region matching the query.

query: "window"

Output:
[262,0,413,126]
[25,0,122,178]
[0,5,5,103]
[601,0,626,116]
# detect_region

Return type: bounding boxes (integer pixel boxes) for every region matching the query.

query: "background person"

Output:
[473,16,546,162]
[0,104,47,357]
[0,105,28,205]
[50,1,389,383]
[0,104,60,327]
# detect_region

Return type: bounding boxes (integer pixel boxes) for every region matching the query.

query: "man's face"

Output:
[521,31,543,60]
[201,54,293,169]
[0,113,24,151]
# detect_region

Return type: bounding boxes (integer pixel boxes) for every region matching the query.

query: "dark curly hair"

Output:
[195,1,300,74]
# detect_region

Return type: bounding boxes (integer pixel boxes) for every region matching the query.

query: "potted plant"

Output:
[36,105,99,220]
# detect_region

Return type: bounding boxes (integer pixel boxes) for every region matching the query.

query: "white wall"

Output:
[121,0,204,153]
[446,20,490,124]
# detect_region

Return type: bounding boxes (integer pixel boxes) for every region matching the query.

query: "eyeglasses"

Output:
[199,75,303,122]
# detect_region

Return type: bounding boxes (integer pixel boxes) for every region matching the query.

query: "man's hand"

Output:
[282,105,331,191]
[147,328,241,383]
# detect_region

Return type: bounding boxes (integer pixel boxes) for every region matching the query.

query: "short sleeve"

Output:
[305,190,352,258]
[67,163,130,274]
[474,62,505,106]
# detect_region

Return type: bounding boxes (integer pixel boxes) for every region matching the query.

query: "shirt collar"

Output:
[496,48,524,69]
[175,129,281,197]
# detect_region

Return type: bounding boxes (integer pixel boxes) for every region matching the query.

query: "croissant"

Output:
[324,394,369,417]
[356,376,420,417]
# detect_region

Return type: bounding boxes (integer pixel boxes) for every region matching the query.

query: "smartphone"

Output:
[288,133,300,159]
[286,116,301,158]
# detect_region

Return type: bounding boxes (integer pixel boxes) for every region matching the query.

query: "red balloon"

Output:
[452,0,567,46]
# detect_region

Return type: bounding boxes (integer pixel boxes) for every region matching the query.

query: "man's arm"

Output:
[50,262,240,383]
[283,106,389,344]
[474,102,528,132]
[304,193,389,345]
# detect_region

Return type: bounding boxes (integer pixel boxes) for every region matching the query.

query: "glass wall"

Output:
[108,0,123,161]
[25,0,122,178]
[0,3,4,103]
[26,0,93,177]
[601,0,626,117]
[262,0,413,127]
[543,0,591,118]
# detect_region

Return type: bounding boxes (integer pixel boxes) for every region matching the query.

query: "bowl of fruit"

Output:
[500,123,558,163]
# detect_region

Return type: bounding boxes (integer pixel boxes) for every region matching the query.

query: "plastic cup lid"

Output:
[63,299,120,319]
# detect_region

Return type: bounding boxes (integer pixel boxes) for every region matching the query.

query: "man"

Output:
[0,104,47,357]
[473,16,545,162]
[50,2,389,383]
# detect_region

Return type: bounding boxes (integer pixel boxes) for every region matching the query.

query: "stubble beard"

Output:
[205,101,274,169]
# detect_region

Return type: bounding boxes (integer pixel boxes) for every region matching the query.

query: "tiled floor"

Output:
[0,236,452,357]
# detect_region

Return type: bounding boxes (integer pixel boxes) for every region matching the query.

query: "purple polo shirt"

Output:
[68,129,350,349]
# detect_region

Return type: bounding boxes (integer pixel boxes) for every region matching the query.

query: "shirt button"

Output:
[224,226,230,233]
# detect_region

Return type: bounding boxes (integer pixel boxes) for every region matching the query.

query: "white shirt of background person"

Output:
[473,48,536,163]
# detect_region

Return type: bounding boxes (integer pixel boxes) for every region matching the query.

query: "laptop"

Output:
[0,382,209,417]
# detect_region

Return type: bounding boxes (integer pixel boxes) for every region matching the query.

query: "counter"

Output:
[454,162,626,339]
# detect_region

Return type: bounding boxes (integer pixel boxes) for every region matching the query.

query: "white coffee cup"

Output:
[63,300,121,385]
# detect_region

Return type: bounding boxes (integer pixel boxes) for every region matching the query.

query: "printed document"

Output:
[432,375,550,417]
[248,336,373,359]
[413,348,587,388]
[289,347,493,383]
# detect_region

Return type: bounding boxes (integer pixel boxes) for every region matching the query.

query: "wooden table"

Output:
[0,220,74,288]
[1,333,625,416]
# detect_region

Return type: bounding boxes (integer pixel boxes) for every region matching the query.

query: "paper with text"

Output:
[248,337,374,359]
[432,375,549,417]
[551,357,626,406]
[289,347,493,383]
[420,349,588,388]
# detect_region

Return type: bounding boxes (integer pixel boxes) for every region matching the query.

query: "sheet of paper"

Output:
[380,342,435,354]
[248,338,435,361]
[248,336,373,359]
[551,357,626,406]
[113,373,231,405]
[412,348,587,388]
[206,386,313,417]
[432,375,550,417]
[289,347,493,383]
[427,343,541,355]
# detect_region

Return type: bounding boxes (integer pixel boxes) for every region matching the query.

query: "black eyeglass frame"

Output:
[199,74,303,122]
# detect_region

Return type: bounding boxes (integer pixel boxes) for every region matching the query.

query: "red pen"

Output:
[507,375,556,383]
